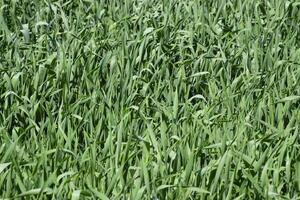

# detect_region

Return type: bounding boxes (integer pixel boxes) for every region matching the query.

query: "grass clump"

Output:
[0,0,300,199]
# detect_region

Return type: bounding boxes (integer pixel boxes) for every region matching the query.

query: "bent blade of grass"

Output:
[0,163,11,174]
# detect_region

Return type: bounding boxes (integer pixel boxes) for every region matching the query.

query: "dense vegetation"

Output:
[1,0,300,199]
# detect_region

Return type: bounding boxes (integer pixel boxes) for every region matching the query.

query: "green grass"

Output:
[1,0,300,199]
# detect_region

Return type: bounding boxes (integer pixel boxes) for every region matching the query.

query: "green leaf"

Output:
[0,163,11,174]
[71,190,81,200]
[277,95,300,102]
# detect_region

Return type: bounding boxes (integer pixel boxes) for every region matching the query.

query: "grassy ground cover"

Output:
[1,0,300,199]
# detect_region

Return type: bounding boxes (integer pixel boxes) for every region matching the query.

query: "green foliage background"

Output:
[1,0,300,199]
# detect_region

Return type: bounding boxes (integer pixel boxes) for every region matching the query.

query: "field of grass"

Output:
[1,0,300,199]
